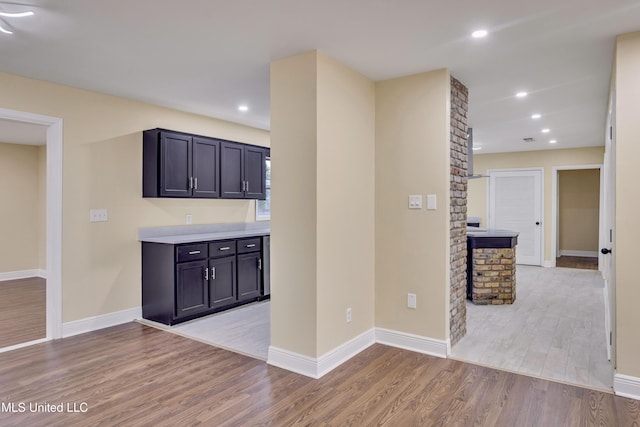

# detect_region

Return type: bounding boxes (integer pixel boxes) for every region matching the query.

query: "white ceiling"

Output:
[0,0,639,153]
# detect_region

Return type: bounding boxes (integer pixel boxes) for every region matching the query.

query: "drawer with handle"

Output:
[176,243,208,262]
[237,237,261,254]
[209,240,237,257]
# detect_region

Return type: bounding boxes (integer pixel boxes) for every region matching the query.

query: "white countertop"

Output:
[139,222,270,244]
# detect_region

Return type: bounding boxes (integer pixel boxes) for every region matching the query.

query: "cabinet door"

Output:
[209,255,237,309]
[237,252,261,301]
[176,260,209,318]
[220,141,245,199]
[160,132,192,197]
[244,146,266,199]
[193,137,220,198]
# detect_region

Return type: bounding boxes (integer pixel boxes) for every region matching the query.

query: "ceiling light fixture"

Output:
[531,114,541,119]
[0,10,34,18]
[0,5,35,35]
[516,91,528,98]
[238,105,249,112]
[549,139,557,144]
[471,30,488,38]
[541,128,550,133]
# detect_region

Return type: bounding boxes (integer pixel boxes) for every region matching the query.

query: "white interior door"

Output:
[489,169,543,266]
[603,92,616,364]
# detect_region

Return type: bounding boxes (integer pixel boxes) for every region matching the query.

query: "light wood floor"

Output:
[453,265,611,391]
[0,277,46,348]
[0,322,637,426]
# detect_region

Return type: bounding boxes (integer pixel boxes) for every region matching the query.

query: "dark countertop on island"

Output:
[467,228,518,249]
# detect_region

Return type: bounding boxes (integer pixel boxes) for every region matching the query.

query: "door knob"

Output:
[535,221,540,225]
[601,248,612,255]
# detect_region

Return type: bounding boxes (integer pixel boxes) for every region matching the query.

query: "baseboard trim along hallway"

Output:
[268,329,376,379]
[375,327,450,358]
[614,373,640,400]
[62,307,142,338]
[0,269,47,281]
[268,328,449,379]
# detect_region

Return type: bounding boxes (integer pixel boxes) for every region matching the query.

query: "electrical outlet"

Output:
[346,307,352,323]
[186,214,193,225]
[89,209,108,222]
[408,293,417,309]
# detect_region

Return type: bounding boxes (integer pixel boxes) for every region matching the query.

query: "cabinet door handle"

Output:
[205,267,209,281]
[258,259,262,270]
[211,266,216,280]
[189,176,194,189]
[246,244,256,248]
[188,250,201,255]
[246,181,249,192]
[219,247,231,251]
[194,177,198,190]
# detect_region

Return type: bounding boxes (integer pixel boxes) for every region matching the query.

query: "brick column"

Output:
[450,76,468,345]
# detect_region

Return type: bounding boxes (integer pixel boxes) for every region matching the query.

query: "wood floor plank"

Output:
[0,322,637,426]
[0,277,46,348]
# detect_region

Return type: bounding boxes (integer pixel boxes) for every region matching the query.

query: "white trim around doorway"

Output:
[0,108,63,341]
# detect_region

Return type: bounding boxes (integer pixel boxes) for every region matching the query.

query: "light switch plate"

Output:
[408,293,417,309]
[89,209,108,222]
[408,195,423,209]
[427,194,437,210]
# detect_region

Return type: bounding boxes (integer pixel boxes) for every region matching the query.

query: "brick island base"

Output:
[471,247,516,304]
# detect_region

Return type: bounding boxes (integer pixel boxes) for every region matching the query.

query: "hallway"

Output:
[451,265,612,391]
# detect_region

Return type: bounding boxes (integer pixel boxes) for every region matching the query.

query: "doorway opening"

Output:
[551,165,604,271]
[0,108,62,353]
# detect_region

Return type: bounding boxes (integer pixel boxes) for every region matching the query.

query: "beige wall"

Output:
[0,72,269,323]
[615,31,640,378]
[316,53,375,355]
[468,147,604,262]
[270,51,375,358]
[0,142,41,273]
[558,169,600,253]
[375,69,451,340]
[270,52,319,357]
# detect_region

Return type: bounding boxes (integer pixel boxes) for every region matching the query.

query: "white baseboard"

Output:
[0,338,48,354]
[268,329,376,379]
[543,260,556,268]
[62,306,141,338]
[614,373,640,400]
[559,250,598,258]
[0,269,47,281]
[375,327,450,358]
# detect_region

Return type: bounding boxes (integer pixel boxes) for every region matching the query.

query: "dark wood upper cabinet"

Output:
[220,141,245,199]
[221,141,267,200]
[192,137,220,198]
[144,128,265,200]
[244,146,266,199]
[159,131,192,197]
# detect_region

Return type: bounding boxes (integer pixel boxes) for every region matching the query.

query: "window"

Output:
[256,156,270,220]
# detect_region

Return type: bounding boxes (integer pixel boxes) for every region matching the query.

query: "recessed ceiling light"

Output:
[471,30,488,39]
[472,146,482,151]
[516,92,528,98]
[238,105,249,112]
[549,139,557,144]
[541,128,550,133]
[531,114,541,119]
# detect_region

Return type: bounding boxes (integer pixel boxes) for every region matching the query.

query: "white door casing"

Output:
[0,108,63,342]
[603,90,616,365]
[489,169,543,266]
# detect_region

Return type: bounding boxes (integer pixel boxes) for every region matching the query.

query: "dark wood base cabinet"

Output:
[142,236,267,326]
